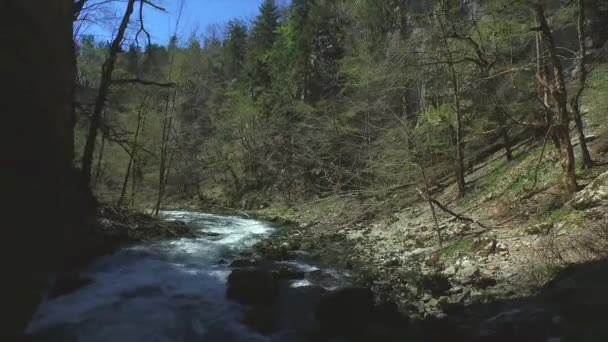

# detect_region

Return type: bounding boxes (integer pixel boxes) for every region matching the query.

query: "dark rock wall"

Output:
[0,0,90,338]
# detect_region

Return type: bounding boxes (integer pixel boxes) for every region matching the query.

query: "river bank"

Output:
[25,211,417,341]
[249,167,608,341]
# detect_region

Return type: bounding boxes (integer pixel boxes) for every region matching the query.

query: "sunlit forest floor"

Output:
[250,109,608,340]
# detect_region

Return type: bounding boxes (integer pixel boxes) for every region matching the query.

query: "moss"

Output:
[441,239,475,260]
[543,207,587,226]
[585,64,608,127]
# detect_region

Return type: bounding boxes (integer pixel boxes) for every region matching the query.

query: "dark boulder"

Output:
[418,273,452,297]
[226,269,279,307]
[229,258,260,268]
[473,276,497,289]
[242,306,280,335]
[475,308,560,342]
[370,301,410,340]
[315,287,375,339]
[274,267,306,280]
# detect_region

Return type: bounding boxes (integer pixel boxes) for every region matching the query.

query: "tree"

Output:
[225,20,248,79]
[435,1,468,197]
[570,0,594,169]
[81,0,138,189]
[533,2,578,193]
[246,0,280,99]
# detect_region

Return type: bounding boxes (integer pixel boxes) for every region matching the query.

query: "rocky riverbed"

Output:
[252,170,608,341]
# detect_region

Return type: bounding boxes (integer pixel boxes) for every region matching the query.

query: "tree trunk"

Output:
[117,99,147,207]
[153,91,175,216]
[94,131,106,186]
[81,0,137,189]
[2,0,90,337]
[535,3,578,193]
[437,10,466,197]
[502,126,513,161]
[571,0,594,169]
[418,164,443,248]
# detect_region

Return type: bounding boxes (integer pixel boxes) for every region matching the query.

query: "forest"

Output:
[76,0,607,211]
[5,0,608,340]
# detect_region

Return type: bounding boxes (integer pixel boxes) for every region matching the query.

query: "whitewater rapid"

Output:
[26,212,292,341]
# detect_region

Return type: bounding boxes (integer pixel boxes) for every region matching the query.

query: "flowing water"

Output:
[27,211,352,342]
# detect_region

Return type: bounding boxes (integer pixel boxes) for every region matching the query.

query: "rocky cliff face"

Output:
[0,0,91,338]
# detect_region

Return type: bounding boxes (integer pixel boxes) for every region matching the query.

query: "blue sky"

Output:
[80,0,271,45]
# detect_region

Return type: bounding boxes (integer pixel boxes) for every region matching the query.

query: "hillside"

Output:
[253,99,608,339]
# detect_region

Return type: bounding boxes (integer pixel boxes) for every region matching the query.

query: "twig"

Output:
[112,78,176,87]
[529,125,553,191]
[417,189,488,230]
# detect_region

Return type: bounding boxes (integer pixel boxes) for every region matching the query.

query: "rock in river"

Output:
[226,269,279,307]
[315,287,375,339]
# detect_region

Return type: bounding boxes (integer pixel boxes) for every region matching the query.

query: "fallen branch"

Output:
[432,198,486,229]
[112,78,176,88]
[417,188,487,230]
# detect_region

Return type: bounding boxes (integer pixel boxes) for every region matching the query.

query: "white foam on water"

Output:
[290,279,314,288]
[27,212,276,342]
[278,260,320,272]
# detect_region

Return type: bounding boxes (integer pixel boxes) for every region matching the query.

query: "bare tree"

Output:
[117,96,148,207]
[153,90,177,216]
[81,0,137,188]
[436,4,466,197]
[570,0,594,169]
[533,2,578,193]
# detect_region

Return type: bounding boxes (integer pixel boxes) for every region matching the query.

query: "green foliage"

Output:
[543,207,587,226]
[76,0,598,209]
[441,239,475,260]
[586,64,608,126]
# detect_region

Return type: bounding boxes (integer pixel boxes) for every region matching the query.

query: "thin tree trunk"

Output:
[437,9,466,197]
[81,0,137,188]
[130,158,138,207]
[94,131,106,185]
[535,3,578,193]
[418,164,443,248]
[536,28,561,150]
[153,91,175,216]
[117,99,147,207]
[501,126,513,161]
[454,86,466,197]
[571,0,594,169]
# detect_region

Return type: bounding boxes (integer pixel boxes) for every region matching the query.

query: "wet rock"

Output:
[229,258,259,268]
[315,287,375,339]
[274,267,306,280]
[242,306,279,335]
[48,273,93,299]
[255,242,291,261]
[477,308,560,342]
[226,269,279,306]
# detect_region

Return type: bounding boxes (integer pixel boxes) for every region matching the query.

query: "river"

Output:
[26,211,354,341]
